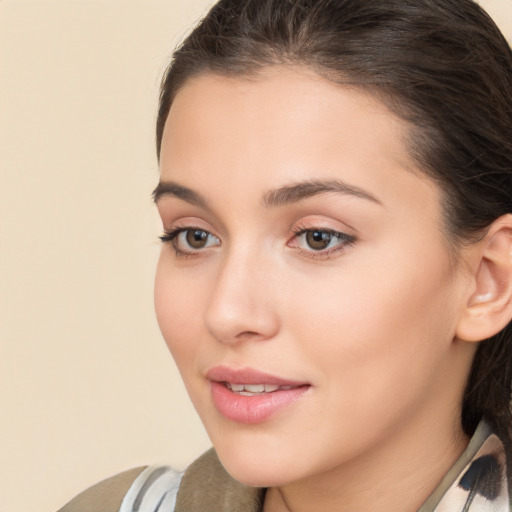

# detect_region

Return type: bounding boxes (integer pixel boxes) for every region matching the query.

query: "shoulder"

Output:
[56,466,148,512]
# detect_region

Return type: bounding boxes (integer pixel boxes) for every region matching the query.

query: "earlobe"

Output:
[456,214,512,343]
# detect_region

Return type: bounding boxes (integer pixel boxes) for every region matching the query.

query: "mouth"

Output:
[224,382,302,396]
[206,366,311,424]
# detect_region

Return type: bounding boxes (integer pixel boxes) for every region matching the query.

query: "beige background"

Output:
[0,1,510,511]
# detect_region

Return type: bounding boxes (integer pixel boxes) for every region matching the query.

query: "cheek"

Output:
[154,254,204,363]
[284,247,459,410]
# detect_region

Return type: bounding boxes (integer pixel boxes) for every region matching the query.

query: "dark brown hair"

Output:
[156,0,512,437]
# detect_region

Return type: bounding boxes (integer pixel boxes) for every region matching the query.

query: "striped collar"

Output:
[420,420,510,511]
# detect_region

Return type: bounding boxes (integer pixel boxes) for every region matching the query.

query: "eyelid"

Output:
[156,201,226,237]
[288,221,357,259]
[290,217,356,239]
[159,224,221,257]
[159,216,217,240]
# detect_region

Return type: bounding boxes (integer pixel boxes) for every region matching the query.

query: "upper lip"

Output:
[206,365,308,387]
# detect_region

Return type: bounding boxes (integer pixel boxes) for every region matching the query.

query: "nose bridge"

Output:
[204,241,279,343]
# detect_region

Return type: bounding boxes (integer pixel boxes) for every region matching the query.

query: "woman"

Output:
[59,0,512,510]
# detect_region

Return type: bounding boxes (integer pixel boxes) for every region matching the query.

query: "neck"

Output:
[263,412,469,512]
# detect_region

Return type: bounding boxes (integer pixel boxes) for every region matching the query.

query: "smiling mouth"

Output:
[224,382,300,396]
[211,379,310,423]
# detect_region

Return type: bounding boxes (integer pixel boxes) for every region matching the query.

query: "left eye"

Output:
[293,229,355,252]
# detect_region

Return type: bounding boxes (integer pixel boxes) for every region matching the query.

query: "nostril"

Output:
[234,330,270,342]
[237,331,260,338]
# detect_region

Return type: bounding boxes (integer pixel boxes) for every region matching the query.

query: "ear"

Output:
[456,214,512,342]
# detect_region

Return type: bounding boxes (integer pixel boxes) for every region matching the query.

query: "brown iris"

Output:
[186,229,209,249]
[306,230,334,250]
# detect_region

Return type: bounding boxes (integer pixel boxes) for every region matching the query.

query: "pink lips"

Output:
[207,366,310,424]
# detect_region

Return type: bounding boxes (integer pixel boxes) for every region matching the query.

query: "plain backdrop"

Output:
[0,1,511,511]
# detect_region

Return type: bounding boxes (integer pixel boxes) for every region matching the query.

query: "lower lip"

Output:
[210,381,310,424]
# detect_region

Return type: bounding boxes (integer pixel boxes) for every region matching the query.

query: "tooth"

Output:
[229,383,244,392]
[264,384,280,392]
[239,391,255,396]
[244,384,265,393]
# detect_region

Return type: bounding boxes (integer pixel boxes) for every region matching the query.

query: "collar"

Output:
[420,419,510,511]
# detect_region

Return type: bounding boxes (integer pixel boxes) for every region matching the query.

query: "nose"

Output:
[204,248,280,344]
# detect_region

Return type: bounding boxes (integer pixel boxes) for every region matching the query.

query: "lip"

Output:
[207,366,310,424]
[206,366,307,386]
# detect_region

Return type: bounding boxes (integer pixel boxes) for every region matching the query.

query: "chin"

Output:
[221,459,288,488]
[213,438,302,488]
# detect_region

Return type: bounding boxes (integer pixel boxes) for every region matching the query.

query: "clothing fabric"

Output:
[58,419,510,511]
[119,466,183,512]
[419,419,510,511]
[57,466,147,512]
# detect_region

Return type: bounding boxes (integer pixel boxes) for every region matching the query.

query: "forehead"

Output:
[165,68,408,151]
[163,68,412,164]
[159,68,441,220]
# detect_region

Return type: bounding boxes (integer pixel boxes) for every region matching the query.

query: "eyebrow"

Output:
[153,181,209,209]
[153,178,382,208]
[263,179,382,207]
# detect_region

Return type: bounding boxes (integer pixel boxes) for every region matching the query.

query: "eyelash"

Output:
[159,226,356,259]
[289,226,356,259]
[159,227,220,258]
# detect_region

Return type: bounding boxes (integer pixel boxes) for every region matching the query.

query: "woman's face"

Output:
[154,69,475,487]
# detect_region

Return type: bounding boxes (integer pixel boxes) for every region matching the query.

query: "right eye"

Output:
[160,228,221,256]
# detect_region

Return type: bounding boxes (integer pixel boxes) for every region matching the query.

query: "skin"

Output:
[154,68,480,512]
